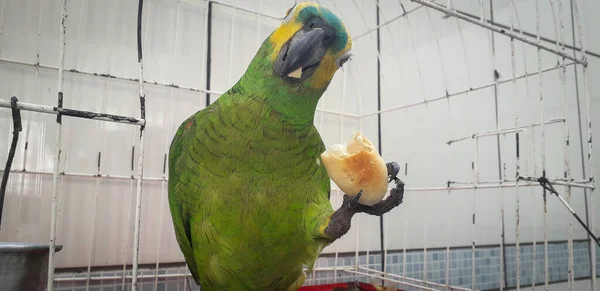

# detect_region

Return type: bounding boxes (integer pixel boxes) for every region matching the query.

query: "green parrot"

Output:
[167,2,405,291]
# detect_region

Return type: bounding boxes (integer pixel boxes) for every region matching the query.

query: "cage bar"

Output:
[356,266,473,291]
[0,99,146,126]
[507,2,522,289]
[363,62,574,117]
[570,0,597,289]
[130,0,148,288]
[409,0,586,66]
[353,5,422,41]
[46,0,67,290]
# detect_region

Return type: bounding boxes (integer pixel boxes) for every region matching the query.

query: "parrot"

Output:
[167,2,405,291]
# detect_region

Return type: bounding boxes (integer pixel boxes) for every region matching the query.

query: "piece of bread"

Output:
[320,131,388,206]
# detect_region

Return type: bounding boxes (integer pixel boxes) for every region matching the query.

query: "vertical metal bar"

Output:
[47,0,67,289]
[513,5,536,288]
[508,1,521,289]
[334,65,348,281]
[423,7,448,287]
[131,0,147,288]
[334,190,340,281]
[567,0,592,287]
[560,0,574,288]
[349,61,364,281]
[446,101,452,288]
[548,0,574,288]
[86,0,119,287]
[570,0,596,289]
[182,267,189,291]
[374,1,385,282]
[533,0,549,288]
[472,137,478,291]
[122,150,136,290]
[529,126,537,291]
[204,1,212,106]
[485,1,507,288]
[85,153,102,291]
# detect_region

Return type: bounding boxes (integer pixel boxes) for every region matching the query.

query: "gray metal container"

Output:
[0,242,63,291]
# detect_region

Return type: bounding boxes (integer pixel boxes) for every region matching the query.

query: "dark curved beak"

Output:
[274,28,326,78]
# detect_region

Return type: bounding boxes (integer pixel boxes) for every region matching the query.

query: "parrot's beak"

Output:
[273,27,326,83]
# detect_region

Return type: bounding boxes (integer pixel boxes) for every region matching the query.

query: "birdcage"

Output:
[0,0,598,291]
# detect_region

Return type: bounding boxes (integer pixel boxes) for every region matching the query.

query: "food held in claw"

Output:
[320,131,389,206]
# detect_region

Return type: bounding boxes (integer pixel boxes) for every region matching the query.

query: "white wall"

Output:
[0,0,598,277]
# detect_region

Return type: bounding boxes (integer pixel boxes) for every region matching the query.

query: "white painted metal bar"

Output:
[182,267,189,290]
[445,71,453,289]
[357,266,473,291]
[0,58,355,118]
[344,268,444,291]
[570,0,596,288]
[451,177,590,186]
[550,0,575,288]
[0,58,219,95]
[121,165,136,290]
[0,99,146,126]
[334,65,348,282]
[472,135,479,291]
[47,0,67,289]
[403,180,594,192]
[53,267,350,283]
[532,0,549,288]
[507,2,521,289]
[409,0,586,66]
[353,5,423,40]
[362,62,574,117]
[85,154,102,291]
[529,126,538,291]
[512,16,537,282]
[131,0,149,288]
[447,119,565,145]
[209,0,280,20]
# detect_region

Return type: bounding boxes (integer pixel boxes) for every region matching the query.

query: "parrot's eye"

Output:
[338,52,352,68]
[305,17,335,48]
[322,30,335,47]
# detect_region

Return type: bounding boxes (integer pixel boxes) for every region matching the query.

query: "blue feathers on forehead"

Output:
[295,6,348,53]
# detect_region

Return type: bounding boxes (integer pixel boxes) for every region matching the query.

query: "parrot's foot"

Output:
[323,161,405,240]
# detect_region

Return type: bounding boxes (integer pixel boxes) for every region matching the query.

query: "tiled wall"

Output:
[53,241,600,291]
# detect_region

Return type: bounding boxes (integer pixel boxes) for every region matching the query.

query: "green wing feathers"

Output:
[168,92,332,290]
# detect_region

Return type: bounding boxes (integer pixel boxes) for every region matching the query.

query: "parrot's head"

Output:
[269,2,352,90]
[234,2,352,124]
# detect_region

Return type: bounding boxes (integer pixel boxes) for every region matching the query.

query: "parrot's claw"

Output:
[386,162,400,183]
[357,178,405,216]
[322,163,405,240]
[342,190,363,211]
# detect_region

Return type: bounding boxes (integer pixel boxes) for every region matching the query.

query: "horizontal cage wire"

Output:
[0,0,598,291]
